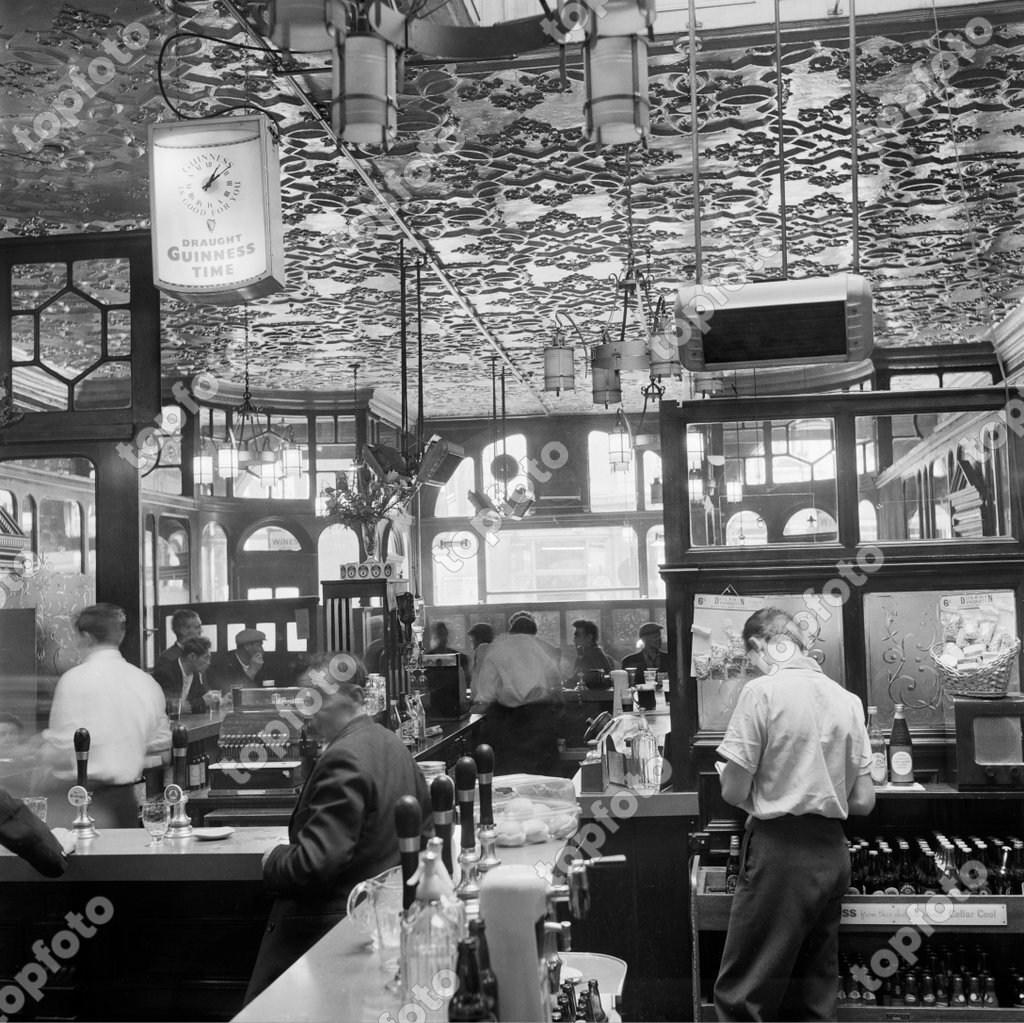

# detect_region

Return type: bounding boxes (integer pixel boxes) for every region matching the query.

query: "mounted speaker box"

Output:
[676,273,873,373]
[416,436,465,488]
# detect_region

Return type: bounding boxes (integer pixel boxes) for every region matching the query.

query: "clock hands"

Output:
[201,163,227,191]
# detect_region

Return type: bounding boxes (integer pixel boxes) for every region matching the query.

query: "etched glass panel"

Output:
[39,293,102,380]
[72,258,130,305]
[11,263,66,310]
[74,361,131,410]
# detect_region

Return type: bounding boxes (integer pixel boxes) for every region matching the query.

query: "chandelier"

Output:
[543,148,679,407]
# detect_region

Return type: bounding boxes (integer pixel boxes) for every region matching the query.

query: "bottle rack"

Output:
[689,856,1024,1021]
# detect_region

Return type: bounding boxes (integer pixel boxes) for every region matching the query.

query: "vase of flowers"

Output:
[320,468,417,560]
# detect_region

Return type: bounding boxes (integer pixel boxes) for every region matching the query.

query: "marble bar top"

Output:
[0,824,288,883]
[234,837,627,1023]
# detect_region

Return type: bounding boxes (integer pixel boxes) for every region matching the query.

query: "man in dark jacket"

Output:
[209,628,266,691]
[244,655,431,1003]
[152,636,220,718]
[0,789,75,877]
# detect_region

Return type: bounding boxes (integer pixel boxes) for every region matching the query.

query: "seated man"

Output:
[244,654,431,1003]
[152,636,221,718]
[621,622,670,676]
[571,619,613,677]
[0,789,76,878]
[155,609,203,670]
[209,628,266,691]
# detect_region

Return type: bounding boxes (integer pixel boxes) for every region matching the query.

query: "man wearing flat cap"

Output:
[621,622,670,675]
[210,628,267,691]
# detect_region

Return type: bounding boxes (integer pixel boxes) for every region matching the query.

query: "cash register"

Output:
[206,686,309,795]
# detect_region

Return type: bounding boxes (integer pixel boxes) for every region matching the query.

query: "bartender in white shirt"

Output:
[35,604,171,829]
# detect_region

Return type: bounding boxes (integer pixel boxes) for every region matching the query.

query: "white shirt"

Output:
[471,633,561,712]
[716,655,872,820]
[42,647,171,785]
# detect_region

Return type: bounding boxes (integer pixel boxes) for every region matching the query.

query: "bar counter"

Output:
[235,837,627,1023]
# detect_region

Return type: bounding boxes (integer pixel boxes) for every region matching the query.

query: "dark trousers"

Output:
[478,702,562,776]
[714,814,850,1022]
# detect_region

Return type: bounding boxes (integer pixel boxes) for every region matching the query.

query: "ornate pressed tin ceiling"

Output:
[2,1,1024,417]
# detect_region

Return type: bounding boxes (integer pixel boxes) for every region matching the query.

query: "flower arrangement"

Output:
[319,468,418,557]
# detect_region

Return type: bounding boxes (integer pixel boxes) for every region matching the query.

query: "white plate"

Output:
[191,827,234,841]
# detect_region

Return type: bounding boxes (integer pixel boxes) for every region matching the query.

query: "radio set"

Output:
[949,696,1024,790]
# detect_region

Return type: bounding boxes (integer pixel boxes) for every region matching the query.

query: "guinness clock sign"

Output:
[149,113,286,305]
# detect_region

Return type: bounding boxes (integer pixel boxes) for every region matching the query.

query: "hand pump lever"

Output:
[454,756,480,902]
[473,744,501,873]
[430,775,455,878]
[68,728,97,839]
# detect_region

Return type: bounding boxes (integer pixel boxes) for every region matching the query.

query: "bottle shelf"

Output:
[695,867,1024,932]
[697,1002,1023,1021]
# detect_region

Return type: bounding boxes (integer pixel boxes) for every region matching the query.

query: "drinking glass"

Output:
[23,797,47,822]
[142,799,170,846]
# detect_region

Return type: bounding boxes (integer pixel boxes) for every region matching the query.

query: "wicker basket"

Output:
[930,640,1020,698]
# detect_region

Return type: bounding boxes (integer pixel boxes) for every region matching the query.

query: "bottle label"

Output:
[870,752,888,783]
[899,883,917,895]
[890,749,913,778]
[726,872,739,894]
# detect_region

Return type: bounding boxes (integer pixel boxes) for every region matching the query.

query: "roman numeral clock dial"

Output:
[179,153,241,218]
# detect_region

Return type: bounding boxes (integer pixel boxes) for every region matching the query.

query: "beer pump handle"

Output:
[394,795,422,911]
[473,744,494,827]
[454,756,477,851]
[171,723,189,790]
[430,775,455,876]
[73,728,90,787]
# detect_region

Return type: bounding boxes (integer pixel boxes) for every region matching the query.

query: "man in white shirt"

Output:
[714,606,875,1022]
[471,612,563,775]
[35,604,171,829]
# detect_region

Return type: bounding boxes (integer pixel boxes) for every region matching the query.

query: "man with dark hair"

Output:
[714,606,876,1021]
[467,622,494,682]
[245,653,431,1002]
[36,603,171,829]
[155,609,203,670]
[424,621,469,720]
[471,611,563,774]
[210,628,266,690]
[571,619,612,677]
[152,636,220,718]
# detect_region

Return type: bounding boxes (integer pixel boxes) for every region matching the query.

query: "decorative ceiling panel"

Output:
[1,1,1024,417]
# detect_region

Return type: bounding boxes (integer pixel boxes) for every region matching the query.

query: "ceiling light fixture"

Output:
[583,0,655,147]
[609,407,633,471]
[329,1,399,148]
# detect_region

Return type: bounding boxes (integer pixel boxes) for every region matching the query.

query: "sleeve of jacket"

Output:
[0,790,67,878]
[262,745,371,896]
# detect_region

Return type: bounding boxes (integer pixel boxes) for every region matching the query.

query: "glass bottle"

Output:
[967,975,983,1008]
[888,703,914,784]
[587,980,608,1023]
[950,974,967,1008]
[866,705,887,784]
[982,973,999,1008]
[865,849,883,895]
[920,972,937,1006]
[903,972,919,1006]
[387,699,402,734]
[448,938,493,1022]
[401,844,464,1022]
[468,919,498,1019]
[627,709,660,796]
[725,836,741,894]
[897,840,917,895]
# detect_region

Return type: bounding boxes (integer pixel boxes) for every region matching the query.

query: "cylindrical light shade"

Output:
[649,321,680,378]
[609,429,631,468]
[583,35,650,147]
[592,365,621,406]
[593,338,648,371]
[726,480,743,503]
[217,445,239,478]
[193,454,214,486]
[281,447,303,477]
[544,346,575,394]
[688,467,705,503]
[338,33,398,147]
[258,454,282,487]
[650,477,663,504]
[268,0,334,52]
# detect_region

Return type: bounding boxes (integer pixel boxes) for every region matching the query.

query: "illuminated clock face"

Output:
[178,151,242,217]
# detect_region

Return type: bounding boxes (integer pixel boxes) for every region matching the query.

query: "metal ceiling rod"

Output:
[688,0,703,284]
[849,0,860,275]
[218,0,550,415]
[773,0,789,279]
